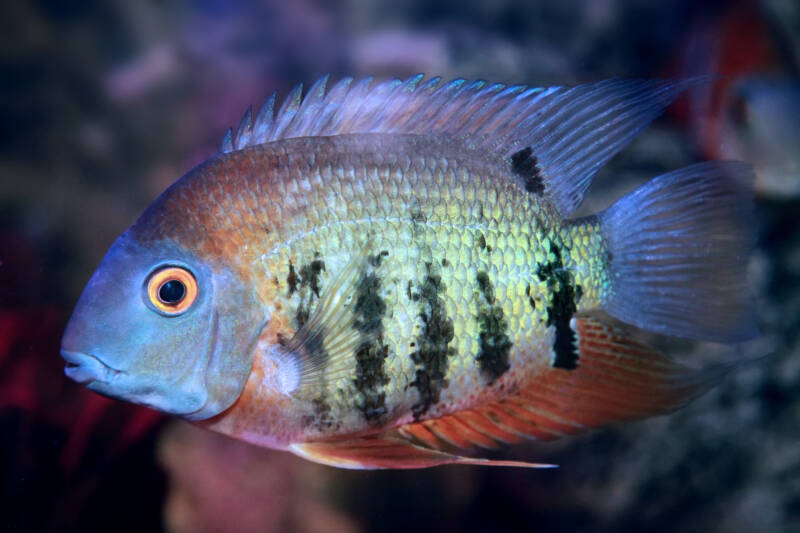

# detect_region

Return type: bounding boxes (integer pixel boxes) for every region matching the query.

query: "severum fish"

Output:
[61,75,756,469]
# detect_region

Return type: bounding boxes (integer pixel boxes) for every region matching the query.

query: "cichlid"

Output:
[61,75,757,469]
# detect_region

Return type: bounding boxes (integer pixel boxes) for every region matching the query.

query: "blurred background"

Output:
[1,0,798,531]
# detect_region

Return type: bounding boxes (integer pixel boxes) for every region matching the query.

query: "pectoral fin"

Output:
[276,241,391,395]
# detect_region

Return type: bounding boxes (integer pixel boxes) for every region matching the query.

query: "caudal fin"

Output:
[599,160,757,342]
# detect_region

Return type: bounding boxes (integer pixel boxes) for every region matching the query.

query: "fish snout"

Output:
[61,349,121,385]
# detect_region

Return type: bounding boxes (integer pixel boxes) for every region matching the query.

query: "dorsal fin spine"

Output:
[400,77,451,129]
[458,83,522,135]
[220,128,233,153]
[252,93,275,142]
[234,107,253,150]
[475,85,527,132]
[291,74,329,136]
[313,77,352,135]
[221,74,698,216]
[403,73,425,92]
[424,78,470,131]
[270,83,303,140]
[336,76,373,131]
[364,78,404,130]
[380,75,424,126]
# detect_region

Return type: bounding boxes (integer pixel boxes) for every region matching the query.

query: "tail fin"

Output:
[599,161,757,342]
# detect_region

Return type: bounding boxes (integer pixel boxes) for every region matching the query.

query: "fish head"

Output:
[61,229,266,420]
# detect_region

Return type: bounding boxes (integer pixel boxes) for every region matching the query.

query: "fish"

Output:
[666,0,800,197]
[710,77,800,197]
[61,74,757,469]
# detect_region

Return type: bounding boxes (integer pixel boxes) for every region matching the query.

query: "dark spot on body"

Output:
[287,262,299,295]
[511,146,532,169]
[353,336,390,423]
[476,232,492,252]
[475,271,512,383]
[551,319,577,370]
[441,257,450,267]
[477,271,494,301]
[411,206,426,224]
[299,259,326,298]
[351,271,390,424]
[526,284,536,310]
[353,273,385,333]
[511,146,545,196]
[295,305,310,328]
[290,256,327,327]
[369,250,390,267]
[536,242,581,370]
[409,263,455,419]
[303,396,339,431]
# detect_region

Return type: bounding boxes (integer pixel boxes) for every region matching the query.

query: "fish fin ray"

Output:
[515,315,723,428]
[288,437,555,470]
[397,314,720,450]
[279,239,392,394]
[223,74,702,216]
[290,315,721,470]
[597,160,758,341]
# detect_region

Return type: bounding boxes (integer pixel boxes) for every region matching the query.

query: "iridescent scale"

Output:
[177,133,609,438]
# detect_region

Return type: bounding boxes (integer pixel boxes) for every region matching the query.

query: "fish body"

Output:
[180,133,607,445]
[62,75,756,468]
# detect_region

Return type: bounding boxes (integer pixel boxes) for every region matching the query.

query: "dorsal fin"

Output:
[222,75,701,216]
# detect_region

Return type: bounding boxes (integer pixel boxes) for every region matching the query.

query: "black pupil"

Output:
[159,280,186,304]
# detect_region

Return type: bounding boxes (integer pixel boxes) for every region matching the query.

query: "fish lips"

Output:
[61,349,122,385]
[60,349,208,416]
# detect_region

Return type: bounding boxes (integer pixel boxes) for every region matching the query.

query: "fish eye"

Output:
[145,266,198,316]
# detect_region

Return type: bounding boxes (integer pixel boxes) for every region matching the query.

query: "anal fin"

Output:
[289,437,554,470]
[392,316,718,456]
[290,316,724,469]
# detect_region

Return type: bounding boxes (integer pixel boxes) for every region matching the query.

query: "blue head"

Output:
[61,229,266,420]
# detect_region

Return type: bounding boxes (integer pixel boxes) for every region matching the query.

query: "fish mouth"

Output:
[61,349,123,385]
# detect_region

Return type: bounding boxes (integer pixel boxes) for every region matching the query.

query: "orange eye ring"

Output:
[146,266,198,315]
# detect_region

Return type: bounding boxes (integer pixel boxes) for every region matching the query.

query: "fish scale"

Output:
[188,134,608,438]
[62,75,756,468]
